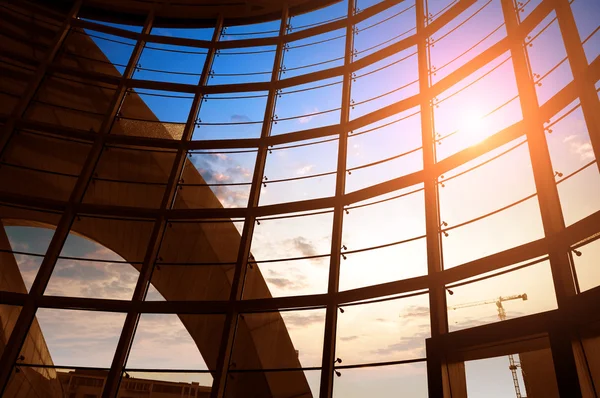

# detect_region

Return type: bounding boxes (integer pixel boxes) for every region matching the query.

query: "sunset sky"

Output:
[4,0,600,396]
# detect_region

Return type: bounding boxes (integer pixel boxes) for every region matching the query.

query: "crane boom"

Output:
[449,293,528,398]
[448,293,528,312]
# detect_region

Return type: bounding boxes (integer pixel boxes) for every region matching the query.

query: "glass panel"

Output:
[579,326,600,396]
[439,137,536,228]
[210,46,275,85]
[21,308,126,367]
[114,89,194,140]
[289,1,347,32]
[0,54,31,114]
[546,100,600,226]
[573,238,600,293]
[45,232,139,300]
[66,215,154,264]
[84,145,176,208]
[341,186,427,290]
[282,29,345,78]
[0,131,91,202]
[346,109,422,193]
[272,77,343,135]
[526,13,573,105]
[336,293,430,365]
[222,20,281,39]
[28,74,115,131]
[246,210,332,299]
[59,28,135,75]
[175,148,257,209]
[260,137,338,205]
[546,101,594,177]
[127,314,225,371]
[520,0,543,19]
[434,52,521,160]
[246,257,329,299]
[577,7,600,63]
[446,259,557,332]
[148,219,244,301]
[193,91,269,140]
[250,211,333,263]
[429,0,506,84]
[119,371,213,397]
[353,1,417,60]
[151,27,214,40]
[225,369,320,398]
[441,192,544,269]
[4,366,66,398]
[134,41,208,85]
[465,345,559,397]
[231,309,326,369]
[427,0,462,23]
[333,362,428,397]
[3,226,55,293]
[0,305,21,358]
[350,47,419,120]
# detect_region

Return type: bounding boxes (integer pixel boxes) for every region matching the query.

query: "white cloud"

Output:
[564,135,594,161]
[298,107,319,124]
[296,164,314,175]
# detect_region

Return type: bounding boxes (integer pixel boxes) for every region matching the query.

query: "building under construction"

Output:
[0,0,599,397]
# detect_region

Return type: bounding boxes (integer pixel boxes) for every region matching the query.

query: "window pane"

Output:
[20,309,126,367]
[337,293,430,365]
[231,309,326,369]
[333,362,428,397]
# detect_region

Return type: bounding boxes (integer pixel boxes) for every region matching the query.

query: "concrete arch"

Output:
[0,8,312,397]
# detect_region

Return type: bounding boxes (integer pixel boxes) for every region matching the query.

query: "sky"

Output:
[2,0,600,396]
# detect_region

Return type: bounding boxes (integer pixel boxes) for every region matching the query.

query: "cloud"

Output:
[340,335,359,342]
[289,237,318,257]
[296,165,315,176]
[230,114,251,123]
[298,108,319,124]
[563,134,594,161]
[190,153,253,208]
[401,305,430,318]
[282,313,325,328]
[370,331,429,358]
[266,269,309,291]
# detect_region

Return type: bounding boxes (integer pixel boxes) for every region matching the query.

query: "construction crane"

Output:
[448,293,529,398]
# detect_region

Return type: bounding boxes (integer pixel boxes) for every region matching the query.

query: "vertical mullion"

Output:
[0,0,81,156]
[501,0,582,396]
[417,0,448,396]
[0,8,154,396]
[500,0,576,304]
[100,17,224,398]
[553,0,600,170]
[211,8,289,398]
[319,1,354,397]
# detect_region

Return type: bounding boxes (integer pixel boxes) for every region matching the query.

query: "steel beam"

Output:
[319,0,354,396]
[0,8,155,396]
[210,7,289,398]
[501,0,582,396]
[0,0,80,156]
[100,15,225,398]
[553,0,600,171]
[417,0,448,396]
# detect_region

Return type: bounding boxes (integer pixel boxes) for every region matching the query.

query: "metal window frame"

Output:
[0,0,599,397]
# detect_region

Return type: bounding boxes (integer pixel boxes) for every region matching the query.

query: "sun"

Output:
[460,109,487,144]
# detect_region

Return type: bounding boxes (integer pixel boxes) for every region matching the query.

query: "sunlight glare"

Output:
[460,109,487,145]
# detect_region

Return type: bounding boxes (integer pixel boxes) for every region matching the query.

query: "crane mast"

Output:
[450,293,528,398]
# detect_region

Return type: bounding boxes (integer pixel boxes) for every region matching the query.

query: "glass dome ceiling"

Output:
[0,0,599,397]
